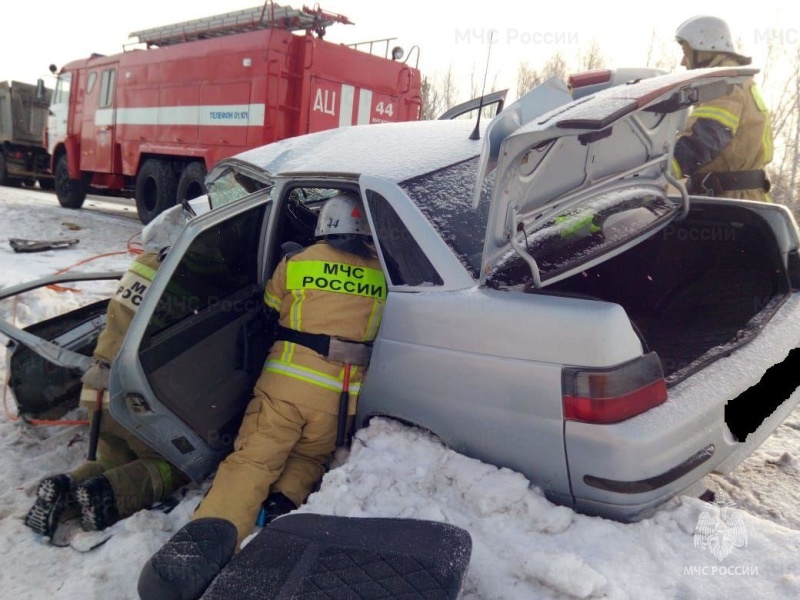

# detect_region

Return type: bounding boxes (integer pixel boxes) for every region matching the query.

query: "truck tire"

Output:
[176,161,207,203]
[54,154,87,208]
[0,153,19,187]
[136,159,178,225]
[38,178,55,191]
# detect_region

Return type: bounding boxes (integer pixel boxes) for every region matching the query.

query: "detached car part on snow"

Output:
[3,67,800,524]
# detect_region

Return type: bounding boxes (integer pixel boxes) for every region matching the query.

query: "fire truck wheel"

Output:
[177,162,208,203]
[136,159,179,225]
[54,155,87,208]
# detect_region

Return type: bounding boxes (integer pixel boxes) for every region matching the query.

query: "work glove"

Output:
[81,358,111,390]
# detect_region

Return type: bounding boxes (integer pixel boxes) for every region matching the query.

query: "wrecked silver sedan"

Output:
[4,66,800,523]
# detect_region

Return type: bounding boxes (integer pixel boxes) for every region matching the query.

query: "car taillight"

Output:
[562,352,667,424]
[568,69,612,89]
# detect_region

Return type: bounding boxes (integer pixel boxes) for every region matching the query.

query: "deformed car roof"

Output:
[231,119,486,182]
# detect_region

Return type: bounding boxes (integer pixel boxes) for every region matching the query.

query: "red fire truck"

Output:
[47,3,422,223]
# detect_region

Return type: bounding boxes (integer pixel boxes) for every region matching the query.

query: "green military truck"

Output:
[0,80,53,189]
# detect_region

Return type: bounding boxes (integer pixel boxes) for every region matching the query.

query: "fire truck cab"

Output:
[47,3,422,224]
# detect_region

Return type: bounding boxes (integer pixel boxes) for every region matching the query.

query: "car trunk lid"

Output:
[475,66,760,288]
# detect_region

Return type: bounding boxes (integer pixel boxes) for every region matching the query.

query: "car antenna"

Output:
[469,29,495,141]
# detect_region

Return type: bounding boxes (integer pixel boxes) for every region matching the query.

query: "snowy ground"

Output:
[1,187,800,599]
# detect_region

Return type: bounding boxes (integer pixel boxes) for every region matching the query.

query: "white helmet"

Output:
[314,192,371,238]
[675,16,751,65]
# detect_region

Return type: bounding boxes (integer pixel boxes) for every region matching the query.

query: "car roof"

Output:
[232,119,486,183]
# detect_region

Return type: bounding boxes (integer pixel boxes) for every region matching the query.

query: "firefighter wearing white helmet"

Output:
[24,201,202,539]
[193,191,387,549]
[672,16,774,202]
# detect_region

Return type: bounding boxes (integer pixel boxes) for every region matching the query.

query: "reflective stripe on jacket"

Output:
[257,241,386,415]
[94,251,162,363]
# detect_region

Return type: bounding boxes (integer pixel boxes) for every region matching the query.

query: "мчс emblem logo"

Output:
[693,493,748,561]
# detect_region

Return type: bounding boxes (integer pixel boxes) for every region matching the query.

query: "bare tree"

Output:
[578,39,606,71]
[756,35,800,210]
[645,28,679,72]
[784,46,800,205]
[469,63,481,100]
[419,66,461,120]
[420,75,443,120]
[441,66,459,113]
[515,60,542,98]
[541,51,569,82]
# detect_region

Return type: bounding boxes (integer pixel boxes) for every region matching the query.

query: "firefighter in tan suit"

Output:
[25,206,194,538]
[671,16,774,202]
[192,192,386,548]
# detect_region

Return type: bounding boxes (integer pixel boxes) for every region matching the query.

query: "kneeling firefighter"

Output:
[25,204,197,538]
[191,191,387,549]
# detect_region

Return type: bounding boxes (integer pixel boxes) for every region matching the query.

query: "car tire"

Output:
[135,158,178,225]
[176,161,207,204]
[54,154,87,209]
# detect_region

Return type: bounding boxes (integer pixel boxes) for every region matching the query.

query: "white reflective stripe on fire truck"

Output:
[95,109,114,127]
[95,104,267,127]
[339,85,354,128]
[357,89,373,125]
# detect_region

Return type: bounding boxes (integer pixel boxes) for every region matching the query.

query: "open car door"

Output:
[109,190,274,483]
[1,272,122,419]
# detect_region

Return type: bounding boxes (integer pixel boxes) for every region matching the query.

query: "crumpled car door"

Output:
[109,191,273,483]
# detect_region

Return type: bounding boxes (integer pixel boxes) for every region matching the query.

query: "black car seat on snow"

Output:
[139,513,473,600]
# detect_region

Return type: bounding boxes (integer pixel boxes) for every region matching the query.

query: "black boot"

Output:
[261,492,297,525]
[76,475,119,531]
[24,474,75,538]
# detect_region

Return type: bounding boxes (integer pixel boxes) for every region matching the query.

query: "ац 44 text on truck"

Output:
[46,2,422,224]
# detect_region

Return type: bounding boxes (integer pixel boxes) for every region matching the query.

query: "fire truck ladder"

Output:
[129,3,353,48]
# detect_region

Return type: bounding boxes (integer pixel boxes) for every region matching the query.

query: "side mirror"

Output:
[36,79,45,101]
[49,64,57,74]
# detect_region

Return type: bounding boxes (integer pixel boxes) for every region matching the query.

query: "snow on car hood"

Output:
[476,66,760,286]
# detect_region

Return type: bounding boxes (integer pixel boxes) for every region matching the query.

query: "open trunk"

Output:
[541,202,791,385]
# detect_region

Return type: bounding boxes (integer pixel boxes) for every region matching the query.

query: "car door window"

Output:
[145,206,265,338]
[365,190,443,287]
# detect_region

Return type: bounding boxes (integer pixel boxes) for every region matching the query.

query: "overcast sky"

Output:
[3,0,798,101]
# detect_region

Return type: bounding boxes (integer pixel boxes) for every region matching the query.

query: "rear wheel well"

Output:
[359,413,449,447]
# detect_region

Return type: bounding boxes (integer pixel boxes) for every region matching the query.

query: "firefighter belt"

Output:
[275,325,372,366]
[689,170,771,196]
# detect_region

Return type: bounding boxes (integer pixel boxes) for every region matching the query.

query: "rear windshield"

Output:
[400,157,676,286]
[488,188,676,288]
[399,157,491,279]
